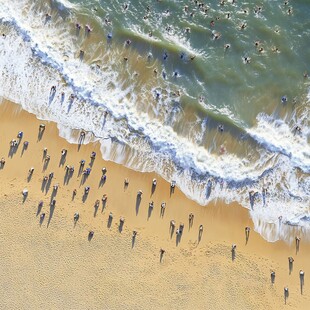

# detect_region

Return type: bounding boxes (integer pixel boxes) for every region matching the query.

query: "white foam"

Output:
[247,113,310,173]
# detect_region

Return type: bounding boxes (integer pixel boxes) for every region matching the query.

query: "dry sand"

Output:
[0,99,309,309]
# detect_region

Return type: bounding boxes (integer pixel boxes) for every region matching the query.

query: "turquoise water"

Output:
[0,0,309,241]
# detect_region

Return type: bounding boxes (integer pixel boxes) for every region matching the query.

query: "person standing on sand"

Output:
[74,212,79,222]
[288,257,294,274]
[0,157,6,167]
[245,226,250,243]
[189,213,194,226]
[160,248,165,262]
[295,236,301,250]
[39,124,46,131]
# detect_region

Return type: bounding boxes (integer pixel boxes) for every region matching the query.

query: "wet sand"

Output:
[0,99,309,309]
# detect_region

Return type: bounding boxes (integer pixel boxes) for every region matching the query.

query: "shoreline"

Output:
[0,99,309,309]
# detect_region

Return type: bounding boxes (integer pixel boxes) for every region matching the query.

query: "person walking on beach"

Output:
[245,226,250,243]
[160,202,166,217]
[295,236,301,252]
[90,151,96,159]
[288,257,294,274]
[160,248,165,262]
[231,244,237,260]
[0,157,6,167]
[198,224,203,242]
[74,212,79,222]
[39,124,46,132]
[284,286,289,304]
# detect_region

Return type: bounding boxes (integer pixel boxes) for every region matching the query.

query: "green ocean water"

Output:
[67,0,310,126]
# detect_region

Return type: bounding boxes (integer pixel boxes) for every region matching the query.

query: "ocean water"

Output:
[0,0,309,242]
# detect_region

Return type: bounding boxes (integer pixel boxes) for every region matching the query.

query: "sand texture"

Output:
[0,100,309,310]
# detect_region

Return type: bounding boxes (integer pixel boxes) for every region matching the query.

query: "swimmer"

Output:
[103,17,109,25]
[281,96,287,103]
[272,46,280,53]
[224,43,231,50]
[243,56,251,64]
[258,47,264,53]
[294,126,302,134]
[212,32,221,40]
[240,23,247,30]
[85,24,92,33]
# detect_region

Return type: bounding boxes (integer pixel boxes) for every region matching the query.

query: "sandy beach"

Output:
[0,99,309,309]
